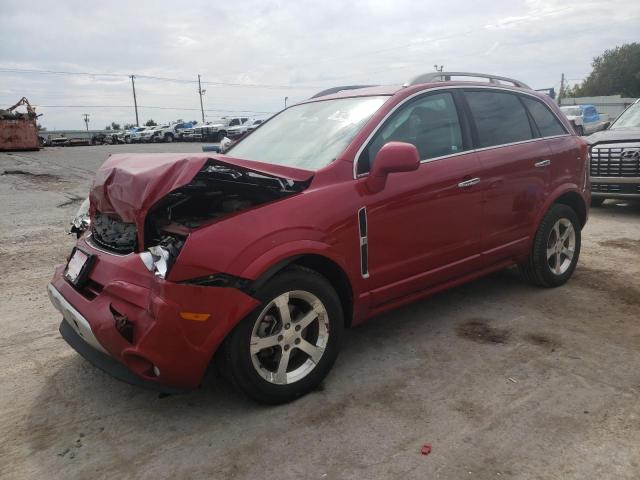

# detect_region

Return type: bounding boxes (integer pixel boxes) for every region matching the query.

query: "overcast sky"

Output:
[1,0,639,130]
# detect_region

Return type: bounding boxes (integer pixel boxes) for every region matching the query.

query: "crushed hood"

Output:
[90,153,314,225]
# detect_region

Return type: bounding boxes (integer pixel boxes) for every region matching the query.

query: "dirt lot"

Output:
[1,145,639,479]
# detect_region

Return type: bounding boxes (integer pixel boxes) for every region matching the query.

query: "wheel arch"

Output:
[250,253,355,328]
[553,190,587,228]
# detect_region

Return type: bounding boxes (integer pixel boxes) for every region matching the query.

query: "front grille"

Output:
[592,183,622,193]
[592,183,640,194]
[591,145,640,177]
[91,212,137,254]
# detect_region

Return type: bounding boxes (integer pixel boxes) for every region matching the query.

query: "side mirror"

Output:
[365,142,420,193]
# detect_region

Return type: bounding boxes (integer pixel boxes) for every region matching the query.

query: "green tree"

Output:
[123,123,136,130]
[573,43,640,97]
[111,122,121,130]
[105,125,112,130]
[145,119,157,127]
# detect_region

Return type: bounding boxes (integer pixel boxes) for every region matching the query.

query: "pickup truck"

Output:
[560,104,610,136]
[152,122,194,142]
[227,118,265,139]
[587,99,640,205]
[182,117,248,142]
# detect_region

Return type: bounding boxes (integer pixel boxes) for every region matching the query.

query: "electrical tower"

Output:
[82,113,90,132]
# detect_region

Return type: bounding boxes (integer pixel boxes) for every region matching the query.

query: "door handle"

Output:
[535,159,551,168]
[458,177,480,188]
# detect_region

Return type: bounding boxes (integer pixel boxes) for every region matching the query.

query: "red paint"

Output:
[50,81,589,390]
[421,444,432,455]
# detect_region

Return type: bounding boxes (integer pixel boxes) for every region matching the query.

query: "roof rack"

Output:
[408,72,530,89]
[310,85,377,99]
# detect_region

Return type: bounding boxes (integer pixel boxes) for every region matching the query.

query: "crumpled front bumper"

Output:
[49,236,260,391]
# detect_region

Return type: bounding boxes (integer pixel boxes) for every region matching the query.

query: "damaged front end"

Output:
[86,157,311,279]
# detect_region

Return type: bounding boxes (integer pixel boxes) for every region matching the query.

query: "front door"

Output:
[356,91,485,306]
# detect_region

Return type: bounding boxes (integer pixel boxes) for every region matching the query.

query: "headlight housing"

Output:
[69,197,90,238]
[139,238,184,279]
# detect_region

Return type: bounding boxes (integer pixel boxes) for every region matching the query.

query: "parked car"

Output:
[227,119,264,139]
[151,122,194,142]
[49,72,589,404]
[123,126,148,143]
[560,104,610,136]
[586,98,640,206]
[139,125,163,142]
[183,117,249,142]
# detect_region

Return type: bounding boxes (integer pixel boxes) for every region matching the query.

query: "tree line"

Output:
[563,42,640,98]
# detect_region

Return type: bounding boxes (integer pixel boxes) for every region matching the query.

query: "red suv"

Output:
[49,72,589,403]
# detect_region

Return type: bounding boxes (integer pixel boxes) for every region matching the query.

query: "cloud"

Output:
[0,0,638,129]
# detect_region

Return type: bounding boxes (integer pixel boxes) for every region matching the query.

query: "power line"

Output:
[0,67,323,90]
[32,104,276,114]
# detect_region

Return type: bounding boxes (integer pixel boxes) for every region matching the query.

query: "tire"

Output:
[575,125,584,136]
[591,197,605,207]
[219,266,344,404]
[217,131,227,142]
[125,136,131,144]
[519,204,581,288]
[165,133,174,143]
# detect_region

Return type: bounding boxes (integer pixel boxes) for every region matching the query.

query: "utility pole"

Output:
[284,96,288,109]
[197,74,206,123]
[130,75,139,126]
[558,73,565,105]
[82,113,90,132]
[434,64,444,72]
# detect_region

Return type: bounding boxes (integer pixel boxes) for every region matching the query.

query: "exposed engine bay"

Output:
[144,161,307,248]
[85,160,309,257]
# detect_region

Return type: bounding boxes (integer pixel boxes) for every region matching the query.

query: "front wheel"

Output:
[219,266,343,404]
[519,204,581,287]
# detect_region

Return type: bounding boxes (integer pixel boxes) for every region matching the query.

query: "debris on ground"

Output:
[421,443,432,455]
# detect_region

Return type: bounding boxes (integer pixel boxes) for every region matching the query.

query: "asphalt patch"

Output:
[598,238,640,253]
[523,332,560,350]
[574,266,640,306]
[456,318,510,344]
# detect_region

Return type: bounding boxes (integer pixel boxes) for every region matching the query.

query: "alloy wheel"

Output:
[250,290,329,385]
[547,218,576,275]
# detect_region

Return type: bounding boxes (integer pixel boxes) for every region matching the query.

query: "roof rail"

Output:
[310,85,377,99]
[408,72,530,89]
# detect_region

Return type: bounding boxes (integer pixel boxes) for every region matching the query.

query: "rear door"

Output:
[357,91,485,305]
[463,89,552,263]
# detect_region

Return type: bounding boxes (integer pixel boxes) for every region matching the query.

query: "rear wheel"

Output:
[591,197,605,207]
[219,266,343,404]
[164,133,174,143]
[519,204,581,287]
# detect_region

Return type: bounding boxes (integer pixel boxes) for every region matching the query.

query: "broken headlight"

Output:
[139,238,183,279]
[69,197,90,238]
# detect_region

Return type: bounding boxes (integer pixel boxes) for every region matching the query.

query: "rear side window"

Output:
[465,91,533,148]
[521,97,567,137]
[359,92,464,173]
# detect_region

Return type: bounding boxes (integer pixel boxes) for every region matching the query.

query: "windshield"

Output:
[611,102,640,129]
[228,96,387,169]
[560,107,582,116]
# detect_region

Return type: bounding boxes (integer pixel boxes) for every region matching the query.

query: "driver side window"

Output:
[358,92,463,174]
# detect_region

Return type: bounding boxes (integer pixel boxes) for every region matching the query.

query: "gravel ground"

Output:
[1,145,639,480]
